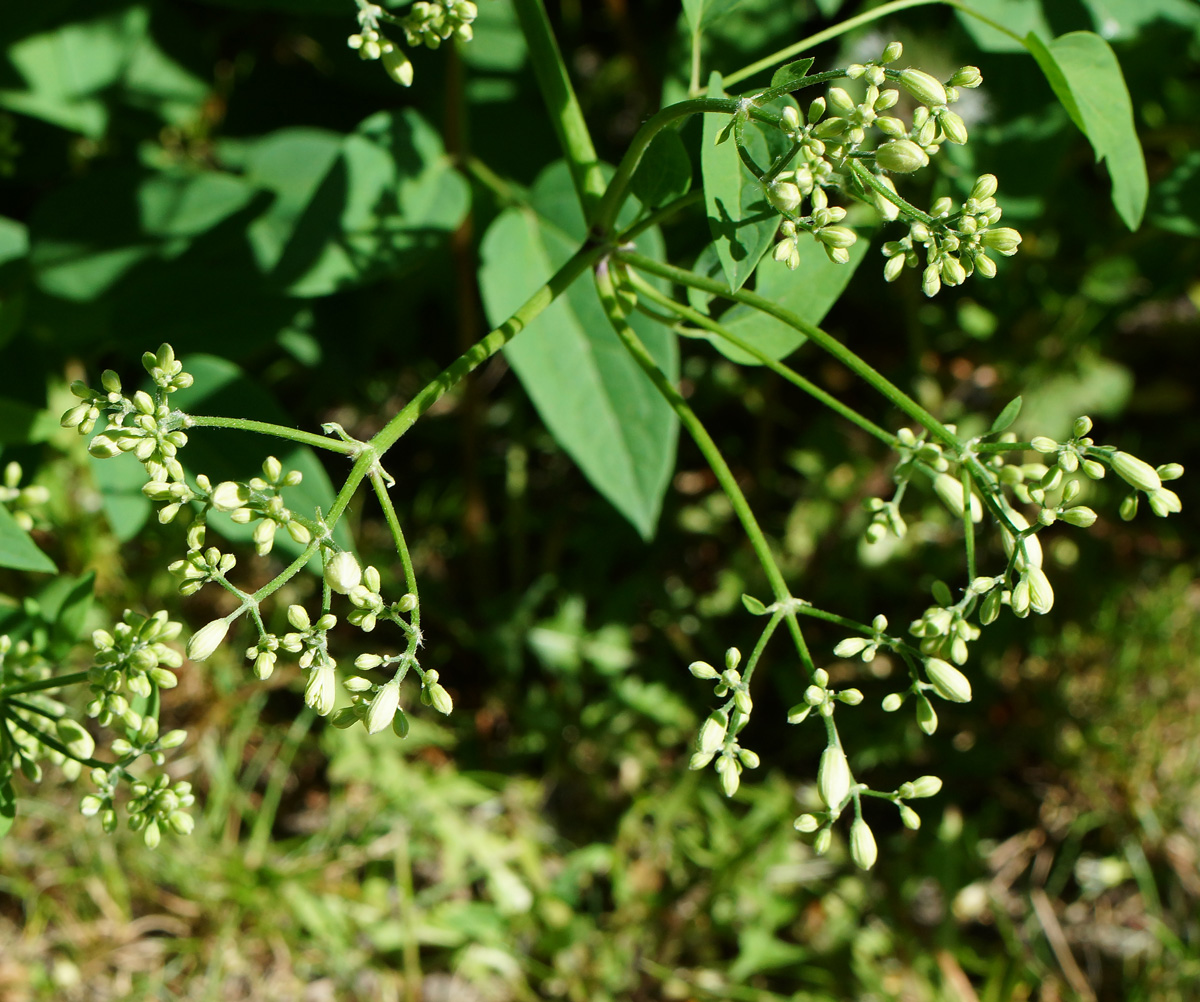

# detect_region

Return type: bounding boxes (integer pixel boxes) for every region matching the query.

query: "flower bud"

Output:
[88,435,122,459]
[325,550,362,594]
[427,683,453,715]
[899,805,921,830]
[1157,463,1183,481]
[787,703,811,725]
[187,618,230,662]
[881,692,903,712]
[916,695,938,734]
[813,827,832,855]
[827,86,856,116]
[793,813,819,833]
[381,44,414,85]
[365,680,401,734]
[304,664,337,716]
[210,481,248,511]
[817,225,857,249]
[1030,436,1058,454]
[698,710,728,754]
[738,747,760,769]
[689,660,719,680]
[876,139,929,173]
[899,68,947,107]
[717,756,740,797]
[838,688,864,706]
[850,817,878,870]
[981,227,1023,256]
[882,41,903,63]
[949,65,983,88]
[1060,506,1097,528]
[818,745,851,810]
[1147,487,1182,517]
[766,180,802,214]
[1026,567,1054,615]
[1111,451,1161,492]
[144,819,161,849]
[780,105,800,131]
[932,473,982,522]
[925,657,972,703]
[938,109,968,145]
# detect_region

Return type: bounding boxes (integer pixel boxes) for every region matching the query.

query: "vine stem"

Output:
[369,467,420,635]
[616,250,959,450]
[511,0,607,217]
[0,670,90,699]
[182,416,358,455]
[624,269,897,446]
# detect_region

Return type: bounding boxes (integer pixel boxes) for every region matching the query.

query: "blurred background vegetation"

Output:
[0,0,1197,999]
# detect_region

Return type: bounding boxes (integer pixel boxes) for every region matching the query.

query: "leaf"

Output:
[742,593,769,615]
[630,129,692,209]
[954,0,1053,53]
[0,218,28,267]
[702,73,779,292]
[713,234,869,363]
[682,0,752,33]
[1149,150,1200,238]
[0,502,55,573]
[769,58,815,93]
[478,161,679,540]
[0,776,14,840]
[1081,0,1200,40]
[1025,31,1147,230]
[932,580,954,607]
[989,396,1023,435]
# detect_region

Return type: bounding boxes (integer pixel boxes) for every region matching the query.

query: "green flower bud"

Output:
[325,550,363,594]
[397,593,418,613]
[734,687,753,716]
[1073,415,1093,438]
[925,657,972,703]
[1026,567,1054,615]
[876,139,929,173]
[144,819,161,849]
[365,680,401,734]
[916,695,938,735]
[716,756,741,797]
[1030,437,1058,454]
[833,637,870,659]
[838,688,864,706]
[813,827,833,855]
[187,618,230,662]
[1060,506,1097,528]
[949,65,982,88]
[970,174,998,201]
[881,692,903,712]
[88,435,122,459]
[933,472,982,523]
[1147,487,1182,517]
[381,44,414,86]
[787,703,811,724]
[938,109,968,145]
[766,180,802,214]
[698,710,728,754]
[1157,463,1183,481]
[304,664,337,716]
[287,605,311,631]
[1111,451,1161,492]
[1082,459,1106,480]
[817,226,857,249]
[818,745,851,810]
[780,105,800,131]
[210,481,248,511]
[899,68,947,107]
[689,660,719,680]
[899,805,921,830]
[922,263,942,298]
[168,811,195,836]
[793,813,820,833]
[392,708,410,738]
[738,747,760,769]
[850,817,878,869]
[981,227,1023,256]
[882,41,904,63]
[827,86,856,116]
[725,648,741,670]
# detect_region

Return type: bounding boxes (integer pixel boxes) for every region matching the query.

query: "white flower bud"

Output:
[688,660,720,679]
[365,680,401,734]
[899,68,947,107]
[1111,451,1161,492]
[850,817,877,870]
[1026,567,1054,615]
[881,693,903,712]
[933,472,982,522]
[876,139,929,173]
[818,745,851,810]
[1157,463,1183,481]
[916,695,938,734]
[793,813,820,833]
[698,711,728,754]
[187,618,230,662]
[813,827,832,855]
[210,481,248,511]
[834,637,870,659]
[304,664,337,716]
[1147,487,1182,517]
[899,805,921,830]
[325,550,362,594]
[925,657,972,703]
[766,180,802,214]
[1060,506,1097,528]
[780,105,800,131]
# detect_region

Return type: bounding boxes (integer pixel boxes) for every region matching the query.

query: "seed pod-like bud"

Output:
[365,681,401,734]
[210,481,248,511]
[813,827,833,855]
[381,44,414,85]
[817,226,857,249]
[793,813,820,833]
[982,227,1023,256]
[88,435,122,459]
[1112,451,1161,493]
[970,174,998,201]
[766,180,802,214]
[818,745,851,810]
[689,660,719,679]
[1026,567,1054,615]
[734,687,753,716]
[838,688,864,706]
[876,139,929,173]
[900,68,947,107]
[925,657,972,703]
[932,473,982,523]
[325,550,363,594]
[425,684,453,716]
[1082,459,1106,480]
[916,695,938,735]
[922,263,942,298]
[1147,487,1182,517]
[780,105,800,131]
[850,817,878,869]
[827,86,856,116]
[187,618,230,662]
[304,664,337,716]
[1060,506,1097,528]
[738,747,761,769]
[716,756,741,797]
[725,648,741,670]
[949,65,983,88]
[1030,436,1058,454]
[938,109,968,145]
[698,710,728,754]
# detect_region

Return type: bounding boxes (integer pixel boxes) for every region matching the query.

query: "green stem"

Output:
[0,670,90,699]
[977,441,1036,453]
[617,250,958,449]
[594,262,789,606]
[960,463,977,580]
[741,610,785,688]
[511,0,606,218]
[849,159,935,225]
[3,710,112,770]
[370,468,420,633]
[615,190,704,244]
[721,0,943,89]
[183,416,358,455]
[624,270,896,446]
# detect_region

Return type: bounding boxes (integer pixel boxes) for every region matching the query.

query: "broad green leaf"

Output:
[1149,150,1200,238]
[702,73,779,292]
[0,502,55,573]
[242,109,470,296]
[713,235,869,363]
[1025,31,1147,230]
[478,161,678,540]
[686,243,726,315]
[460,0,527,72]
[989,396,1023,435]
[46,572,96,655]
[0,398,59,444]
[769,58,815,93]
[0,218,28,267]
[0,777,14,840]
[1015,355,1132,439]
[138,173,256,240]
[954,0,1052,53]
[630,129,692,209]
[682,0,752,32]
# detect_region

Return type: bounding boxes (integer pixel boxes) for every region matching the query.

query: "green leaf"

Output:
[1149,150,1200,238]
[0,502,55,573]
[682,0,752,32]
[954,0,1052,53]
[713,234,869,363]
[630,129,692,209]
[702,73,779,292]
[742,593,769,615]
[989,396,1023,435]
[769,58,815,93]
[1025,31,1147,230]
[478,161,679,540]
[932,580,954,607]
[0,776,15,840]
[0,218,28,267]
[1081,0,1200,40]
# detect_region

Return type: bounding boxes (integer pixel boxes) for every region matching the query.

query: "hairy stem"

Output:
[182,416,358,455]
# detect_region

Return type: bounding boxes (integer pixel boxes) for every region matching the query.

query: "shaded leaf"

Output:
[682,0,752,32]
[1149,150,1200,237]
[989,396,1023,435]
[630,129,692,209]
[0,502,55,573]
[954,0,1053,53]
[478,161,678,540]
[0,777,14,840]
[769,58,815,93]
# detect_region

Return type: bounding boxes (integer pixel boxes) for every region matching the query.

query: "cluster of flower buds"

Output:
[863,426,952,542]
[832,614,891,664]
[786,666,864,727]
[687,647,760,795]
[347,0,477,88]
[0,462,49,532]
[88,611,184,729]
[881,175,1023,296]
[83,746,193,847]
[209,457,312,556]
